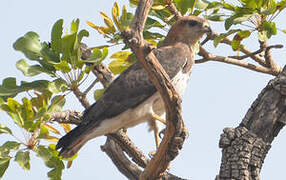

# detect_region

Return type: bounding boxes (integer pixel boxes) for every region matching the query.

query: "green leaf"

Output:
[0,78,50,98]
[61,33,77,63]
[213,29,241,47]
[262,21,277,39]
[204,13,225,22]
[21,97,34,130]
[48,95,66,112]
[231,30,250,51]
[110,51,132,60]
[231,39,241,51]
[258,31,269,41]
[145,17,164,30]
[39,42,60,63]
[109,59,132,75]
[54,61,71,73]
[7,98,21,112]
[71,19,80,34]
[222,2,235,11]
[205,1,223,11]
[15,151,30,170]
[195,0,209,9]
[36,145,64,179]
[48,78,68,93]
[225,14,253,30]
[1,141,20,156]
[100,12,116,33]
[16,59,46,77]
[112,2,121,30]
[51,19,63,56]
[78,29,89,42]
[0,157,11,178]
[120,12,134,27]
[174,0,197,15]
[85,47,108,64]
[0,78,19,97]
[13,32,43,60]
[277,0,286,11]
[94,88,105,101]
[0,124,12,135]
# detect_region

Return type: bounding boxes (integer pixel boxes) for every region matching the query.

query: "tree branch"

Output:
[71,85,90,109]
[208,32,268,67]
[163,0,182,20]
[217,65,286,179]
[197,47,280,76]
[264,44,283,74]
[50,110,82,125]
[121,0,187,179]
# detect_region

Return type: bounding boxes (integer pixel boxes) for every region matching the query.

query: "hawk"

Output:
[56,16,211,158]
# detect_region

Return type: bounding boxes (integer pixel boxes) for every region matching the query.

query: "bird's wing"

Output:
[56,43,192,157]
[82,43,192,126]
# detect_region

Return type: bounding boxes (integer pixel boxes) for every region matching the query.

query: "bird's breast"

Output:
[171,70,192,96]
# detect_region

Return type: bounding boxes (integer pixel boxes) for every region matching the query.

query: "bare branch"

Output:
[71,85,90,109]
[163,0,182,20]
[228,48,264,60]
[198,47,280,76]
[83,79,99,95]
[50,110,82,125]
[107,130,149,168]
[209,32,267,66]
[265,44,283,74]
[92,64,114,88]
[101,138,142,180]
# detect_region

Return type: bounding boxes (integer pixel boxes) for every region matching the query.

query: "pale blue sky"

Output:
[1,0,286,179]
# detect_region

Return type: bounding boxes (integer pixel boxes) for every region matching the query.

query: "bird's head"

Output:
[161,16,211,47]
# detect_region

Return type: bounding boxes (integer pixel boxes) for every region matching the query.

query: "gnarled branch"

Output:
[217,65,286,179]
[121,0,187,179]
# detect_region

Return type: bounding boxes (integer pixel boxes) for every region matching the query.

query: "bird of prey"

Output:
[56,16,211,158]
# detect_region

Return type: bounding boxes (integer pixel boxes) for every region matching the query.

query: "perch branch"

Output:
[121,0,187,179]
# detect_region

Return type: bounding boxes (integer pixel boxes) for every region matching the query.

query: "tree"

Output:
[1,0,286,179]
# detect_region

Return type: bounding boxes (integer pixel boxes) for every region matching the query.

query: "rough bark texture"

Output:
[121,0,187,179]
[217,66,286,180]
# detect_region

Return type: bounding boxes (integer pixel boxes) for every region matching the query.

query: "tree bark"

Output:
[217,66,286,180]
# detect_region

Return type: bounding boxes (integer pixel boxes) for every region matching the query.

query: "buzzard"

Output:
[56,16,211,158]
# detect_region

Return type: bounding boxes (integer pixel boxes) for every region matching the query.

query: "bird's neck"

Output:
[159,34,198,48]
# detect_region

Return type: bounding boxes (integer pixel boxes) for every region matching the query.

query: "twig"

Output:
[92,65,114,88]
[209,32,267,66]
[265,44,283,74]
[83,79,99,95]
[163,0,182,20]
[50,110,82,125]
[71,86,90,109]
[228,48,264,60]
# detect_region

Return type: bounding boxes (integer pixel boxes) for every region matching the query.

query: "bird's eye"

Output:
[188,20,198,27]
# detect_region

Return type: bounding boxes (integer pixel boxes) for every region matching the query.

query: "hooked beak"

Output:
[204,26,212,35]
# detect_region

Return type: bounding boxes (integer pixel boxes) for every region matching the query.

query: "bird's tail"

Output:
[56,124,94,158]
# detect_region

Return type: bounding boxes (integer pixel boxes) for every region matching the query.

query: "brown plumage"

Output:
[56,16,211,158]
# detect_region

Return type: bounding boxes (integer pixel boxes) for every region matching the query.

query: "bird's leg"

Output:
[149,113,166,157]
[151,113,166,125]
[151,113,166,149]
